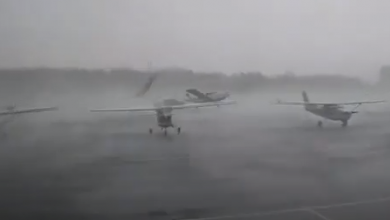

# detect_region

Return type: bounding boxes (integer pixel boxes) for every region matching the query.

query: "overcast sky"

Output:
[0,0,389,79]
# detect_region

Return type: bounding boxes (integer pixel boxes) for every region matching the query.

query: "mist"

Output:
[1,0,390,219]
[1,0,390,81]
[0,67,389,219]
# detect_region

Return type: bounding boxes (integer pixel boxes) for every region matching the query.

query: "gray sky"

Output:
[0,0,389,80]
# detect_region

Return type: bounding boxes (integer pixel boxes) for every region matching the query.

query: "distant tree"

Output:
[0,67,368,95]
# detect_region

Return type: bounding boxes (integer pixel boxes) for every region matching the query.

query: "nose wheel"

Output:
[341,120,348,127]
[317,120,323,128]
[177,127,181,134]
[149,128,153,134]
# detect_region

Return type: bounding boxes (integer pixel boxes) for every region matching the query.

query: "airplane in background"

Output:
[0,105,58,137]
[135,73,234,105]
[185,89,230,103]
[275,91,385,127]
[90,99,236,136]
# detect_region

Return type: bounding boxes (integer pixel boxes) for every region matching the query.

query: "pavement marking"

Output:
[183,196,390,220]
[125,156,198,163]
[183,208,307,220]
[305,208,333,220]
[309,196,390,210]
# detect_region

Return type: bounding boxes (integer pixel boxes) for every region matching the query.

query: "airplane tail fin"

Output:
[302,91,310,103]
[136,73,158,97]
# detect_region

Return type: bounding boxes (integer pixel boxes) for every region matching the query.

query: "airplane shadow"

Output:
[270,122,378,134]
[104,130,190,143]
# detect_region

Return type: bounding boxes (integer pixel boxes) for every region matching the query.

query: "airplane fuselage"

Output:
[156,108,174,128]
[157,115,173,128]
[186,92,229,103]
[305,104,353,122]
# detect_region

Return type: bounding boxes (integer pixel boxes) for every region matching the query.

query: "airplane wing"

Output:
[186,89,214,102]
[275,100,386,106]
[90,107,158,113]
[90,100,236,113]
[328,100,386,105]
[274,100,307,105]
[0,107,58,116]
[170,100,237,110]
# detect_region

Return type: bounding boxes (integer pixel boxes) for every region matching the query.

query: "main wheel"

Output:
[177,127,181,134]
[164,129,167,136]
[317,120,323,128]
[149,128,153,134]
[341,120,348,127]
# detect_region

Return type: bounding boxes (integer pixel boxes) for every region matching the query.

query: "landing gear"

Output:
[341,120,348,127]
[317,120,323,128]
[149,126,181,136]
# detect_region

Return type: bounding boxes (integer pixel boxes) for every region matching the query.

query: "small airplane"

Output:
[185,89,230,103]
[0,105,58,137]
[275,91,385,127]
[90,99,236,135]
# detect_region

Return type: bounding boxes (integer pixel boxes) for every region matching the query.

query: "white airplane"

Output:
[185,89,230,103]
[275,91,385,127]
[90,99,236,135]
[0,105,58,137]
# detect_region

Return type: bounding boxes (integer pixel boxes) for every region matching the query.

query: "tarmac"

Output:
[0,97,390,220]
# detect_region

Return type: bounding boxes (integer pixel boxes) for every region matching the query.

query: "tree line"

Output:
[0,67,385,94]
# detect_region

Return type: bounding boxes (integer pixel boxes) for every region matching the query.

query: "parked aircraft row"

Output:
[0,77,386,136]
[91,88,385,135]
[0,89,235,137]
[88,74,385,134]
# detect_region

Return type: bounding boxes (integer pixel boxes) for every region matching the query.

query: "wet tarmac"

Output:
[0,100,390,219]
